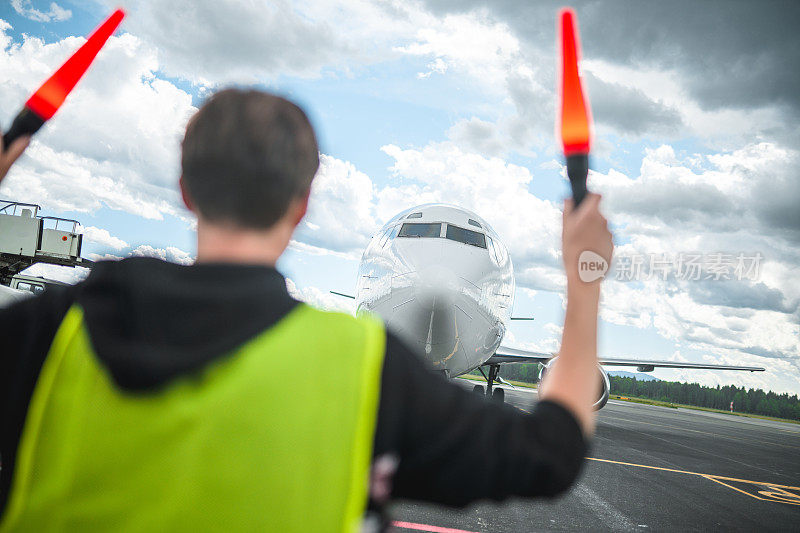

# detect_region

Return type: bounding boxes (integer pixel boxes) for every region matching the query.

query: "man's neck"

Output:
[195,220,291,266]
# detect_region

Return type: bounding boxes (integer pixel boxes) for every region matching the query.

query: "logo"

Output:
[578,250,608,282]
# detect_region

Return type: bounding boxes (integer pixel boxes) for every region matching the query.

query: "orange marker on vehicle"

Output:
[2,9,125,147]
[557,8,592,206]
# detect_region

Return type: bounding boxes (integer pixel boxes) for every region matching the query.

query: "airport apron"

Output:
[0,303,385,532]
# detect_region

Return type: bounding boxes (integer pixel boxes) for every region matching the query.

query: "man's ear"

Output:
[291,189,311,227]
[179,176,194,212]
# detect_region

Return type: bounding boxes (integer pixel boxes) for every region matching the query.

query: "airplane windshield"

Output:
[445,225,487,249]
[398,222,442,238]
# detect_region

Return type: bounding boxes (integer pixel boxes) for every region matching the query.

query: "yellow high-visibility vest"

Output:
[1,303,385,532]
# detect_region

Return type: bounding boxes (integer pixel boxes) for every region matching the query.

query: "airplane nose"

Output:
[377,240,480,374]
[412,265,460,311]
[389,265,466,371]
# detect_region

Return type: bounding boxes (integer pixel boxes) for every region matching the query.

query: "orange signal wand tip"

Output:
[558,8,591,156]
[3,8,125,148]
[557,7,592,206]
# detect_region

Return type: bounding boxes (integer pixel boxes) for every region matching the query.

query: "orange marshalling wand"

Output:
[557,8,592,206]
[2,8,125,148]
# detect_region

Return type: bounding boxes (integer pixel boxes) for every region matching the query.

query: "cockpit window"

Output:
[445,225,487,249]
[467,219,482,228]
[486,235,498,263]
[398,222,442,238]
[406,212,423,219]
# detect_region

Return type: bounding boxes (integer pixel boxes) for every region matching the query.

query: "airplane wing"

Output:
[485,346,552,365]
[486,346,765,372]
[596,357,765,372]
[329,290,355,299]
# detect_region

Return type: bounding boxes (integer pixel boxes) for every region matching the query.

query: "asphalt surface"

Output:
[390,383,800,532]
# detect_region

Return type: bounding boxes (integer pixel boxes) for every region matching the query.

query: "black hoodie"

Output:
[0,257,586,517]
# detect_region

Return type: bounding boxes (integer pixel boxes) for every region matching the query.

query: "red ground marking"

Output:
[392,520,481,533]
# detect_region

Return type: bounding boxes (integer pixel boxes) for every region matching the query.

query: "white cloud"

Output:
[104,0,354,86]
[79,225,128,251]
[394,4,797,158]
[582,57,795,148]
[100,0,452,87]
[0,24,196,220]
[11,0,71,22]
[287,240,361,261]
[87,252,123,262]
[300,154,381,253]
[396,11,521,85]
[417,57,448,79]
[285,277,355,314]
[130,244,193,265]
[501,328,559,355]
[446,117,508,157]
[395,9,551,156]
[581,142,800,393]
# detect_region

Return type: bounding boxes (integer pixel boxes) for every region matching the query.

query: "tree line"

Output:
[496,363,541,383]
[609,375,800,421]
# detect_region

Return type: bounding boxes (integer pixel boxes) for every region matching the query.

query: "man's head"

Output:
[181,89,319,231]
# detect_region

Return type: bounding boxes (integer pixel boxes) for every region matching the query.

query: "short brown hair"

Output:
[181,89,319,229]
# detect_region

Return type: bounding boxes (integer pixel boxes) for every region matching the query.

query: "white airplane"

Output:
[335,204,765,408]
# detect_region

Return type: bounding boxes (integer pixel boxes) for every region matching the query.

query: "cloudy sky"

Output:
[1,0,798,394]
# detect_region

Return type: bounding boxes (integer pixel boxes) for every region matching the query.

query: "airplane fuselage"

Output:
[356,204,514,376]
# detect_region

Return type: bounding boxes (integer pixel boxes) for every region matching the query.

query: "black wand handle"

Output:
[3,107,45,148]
[566,153,589,207]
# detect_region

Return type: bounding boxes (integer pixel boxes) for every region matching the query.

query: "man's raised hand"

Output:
[0,135,30,185]
[562,193,613,285]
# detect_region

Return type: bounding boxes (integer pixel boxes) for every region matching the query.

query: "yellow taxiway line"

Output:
[587,457,800,506]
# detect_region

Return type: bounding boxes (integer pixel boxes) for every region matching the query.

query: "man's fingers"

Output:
[0,136,30,182]
[5,136,30,164]
[566,192,601,219]
[581,193,601,213]
[563,198,575,219]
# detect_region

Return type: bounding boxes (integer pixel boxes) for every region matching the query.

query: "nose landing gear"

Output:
[470,364,505,403]
[492,387,504,402]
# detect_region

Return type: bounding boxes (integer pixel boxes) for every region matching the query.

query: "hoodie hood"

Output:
[77,257,298,391]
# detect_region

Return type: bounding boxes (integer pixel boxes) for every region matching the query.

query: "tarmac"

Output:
[390,383,800,532]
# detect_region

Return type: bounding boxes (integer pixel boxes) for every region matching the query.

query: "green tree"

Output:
[607,376,799,421]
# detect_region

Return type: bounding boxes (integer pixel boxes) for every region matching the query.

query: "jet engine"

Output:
[539,357,610,410]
